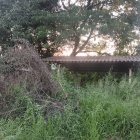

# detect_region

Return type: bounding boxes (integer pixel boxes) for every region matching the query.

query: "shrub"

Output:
[1,65,140,139]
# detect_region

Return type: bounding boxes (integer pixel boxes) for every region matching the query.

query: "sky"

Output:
[56,0,140,56]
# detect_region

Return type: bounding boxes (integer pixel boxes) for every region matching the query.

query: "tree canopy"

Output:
[0,0,139,56]
[0,0,59,57]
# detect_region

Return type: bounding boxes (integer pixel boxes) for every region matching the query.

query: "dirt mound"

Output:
[0,39,60,116]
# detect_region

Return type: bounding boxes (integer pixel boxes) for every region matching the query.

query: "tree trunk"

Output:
[70,35,80,56]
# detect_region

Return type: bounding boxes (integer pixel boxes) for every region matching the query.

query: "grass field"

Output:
[1,71,140,140]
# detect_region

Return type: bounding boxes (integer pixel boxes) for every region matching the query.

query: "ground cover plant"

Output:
[1,67,140,140]
[0,0,140,139]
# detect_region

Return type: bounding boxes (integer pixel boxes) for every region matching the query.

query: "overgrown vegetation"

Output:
[1,67,140,140]
[0,1,140,139]
[0,40,60,117]
[0,0,139,56]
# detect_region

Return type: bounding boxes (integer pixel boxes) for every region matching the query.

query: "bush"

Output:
[1,68,140,139]
[0,39,61,117]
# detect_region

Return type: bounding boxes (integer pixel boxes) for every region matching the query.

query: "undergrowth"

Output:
[1,69,140,140]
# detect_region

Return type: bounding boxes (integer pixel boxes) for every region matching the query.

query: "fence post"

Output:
[129,68,132,83]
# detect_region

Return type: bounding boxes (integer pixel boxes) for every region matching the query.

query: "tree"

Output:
[0,0,59,57]
[0,0,139,56]
[54,0,138,56]
[0,0,16,50]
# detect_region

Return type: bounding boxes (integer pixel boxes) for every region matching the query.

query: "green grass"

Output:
[1,72,140,140]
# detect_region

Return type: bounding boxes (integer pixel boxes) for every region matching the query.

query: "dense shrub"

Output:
[0,39,61,117]
[1,68,140,139]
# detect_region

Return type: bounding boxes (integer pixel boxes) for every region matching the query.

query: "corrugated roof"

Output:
[46,56,140,63]
[45,56,140,72]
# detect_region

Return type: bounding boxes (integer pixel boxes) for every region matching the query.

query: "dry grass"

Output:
[0,39,60,116]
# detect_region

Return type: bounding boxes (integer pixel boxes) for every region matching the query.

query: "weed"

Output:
[1,70,140,140]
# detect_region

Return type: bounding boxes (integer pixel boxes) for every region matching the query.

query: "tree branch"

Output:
[70,34,80,56]
[61,0,68,10]
[73,0,78,5]
[68,0,71,7]
[75,28,94,55]
[87,0,113,10]
[81,50,111,56]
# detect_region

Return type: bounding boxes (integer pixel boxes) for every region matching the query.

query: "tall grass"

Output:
[1,70,140,140]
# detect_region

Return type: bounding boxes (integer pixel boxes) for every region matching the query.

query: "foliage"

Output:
[0,0,139,56]
[55,0,139,56]
[0,0,59,57]
[1,71,140,139]
[0,41,61,116]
